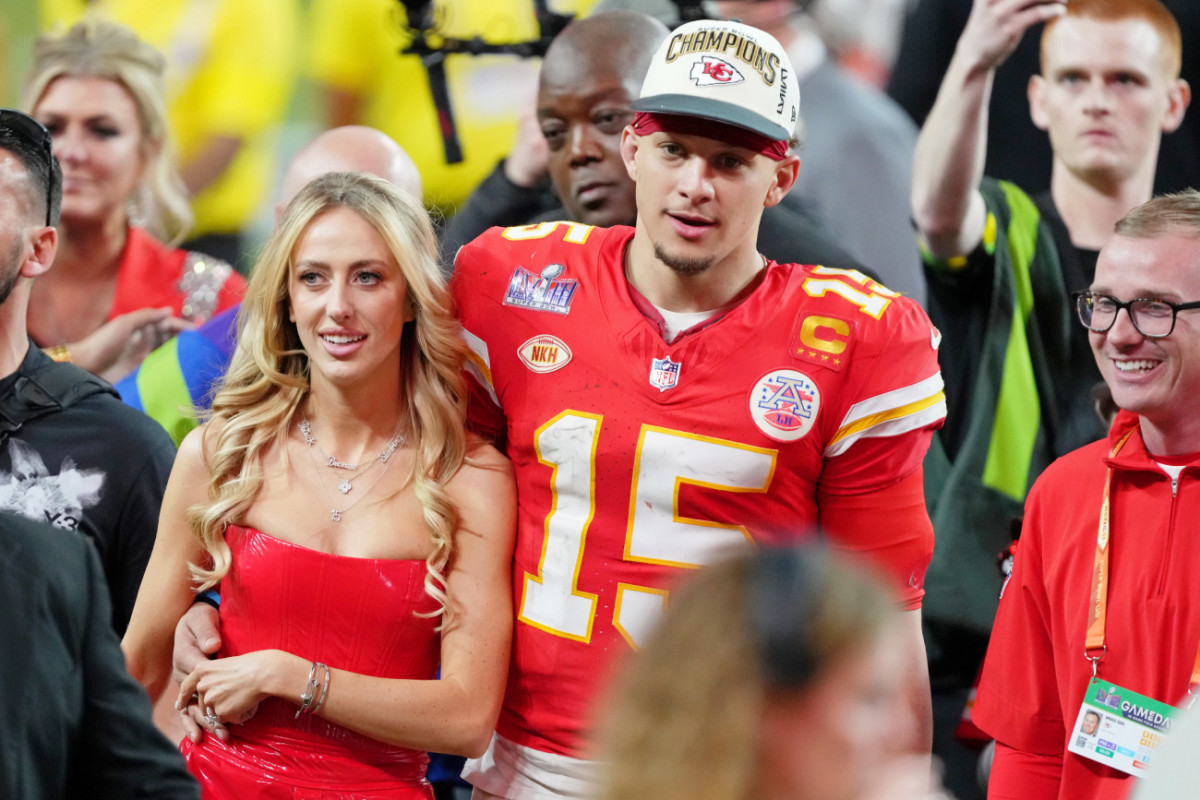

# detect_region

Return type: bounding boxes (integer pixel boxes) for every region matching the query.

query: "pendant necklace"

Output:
[299,418,406,521]
[300,418,403,495]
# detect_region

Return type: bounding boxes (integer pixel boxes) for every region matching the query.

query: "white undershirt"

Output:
[1157,462,1186,481]
[655,305,721,343]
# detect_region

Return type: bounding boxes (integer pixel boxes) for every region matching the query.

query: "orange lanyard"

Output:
[1084,426,1200,698]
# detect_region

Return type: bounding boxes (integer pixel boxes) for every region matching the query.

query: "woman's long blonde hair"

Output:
[22,17,193,245]
[190,171,469,623]
[599,545,895,800]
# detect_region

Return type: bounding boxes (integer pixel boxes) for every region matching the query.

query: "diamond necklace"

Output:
[298,419,405,516]
[300,417,404,494]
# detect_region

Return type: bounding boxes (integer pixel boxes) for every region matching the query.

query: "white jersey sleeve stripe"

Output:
[825,373,946,458]
[462,328,500,409]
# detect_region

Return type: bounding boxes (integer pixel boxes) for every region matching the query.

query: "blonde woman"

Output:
[24,19,245,382]
[601,546,942,800]
[122,172,515,798]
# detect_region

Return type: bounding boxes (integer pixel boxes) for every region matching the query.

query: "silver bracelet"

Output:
[311,663,332,715]
[295,661,321,718]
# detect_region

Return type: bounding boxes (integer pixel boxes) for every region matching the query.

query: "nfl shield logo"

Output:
[649,356,681,392]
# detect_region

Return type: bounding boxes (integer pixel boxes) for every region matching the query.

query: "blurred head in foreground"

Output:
[600,545,914,800]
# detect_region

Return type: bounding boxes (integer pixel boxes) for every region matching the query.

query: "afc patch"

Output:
[793,313,854,371]
[503,263,579,314]
[517,335,572,374]
[649,356,681,392]
[749,369,820,442]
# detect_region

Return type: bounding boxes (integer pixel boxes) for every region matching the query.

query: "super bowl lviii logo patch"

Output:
[750,369,820,442]
[690,56,744,86]
[518,335,572,374]
[649,356,681,392]
[504,263,579,315]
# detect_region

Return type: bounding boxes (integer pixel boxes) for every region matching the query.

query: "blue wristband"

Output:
[194,587,221,610]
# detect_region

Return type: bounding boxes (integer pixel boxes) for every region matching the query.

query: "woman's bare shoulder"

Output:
[448,434,514,506]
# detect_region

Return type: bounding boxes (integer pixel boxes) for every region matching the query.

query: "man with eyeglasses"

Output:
[0,108,175,635]
[973,190,1200,798]
[907,1,1191,792]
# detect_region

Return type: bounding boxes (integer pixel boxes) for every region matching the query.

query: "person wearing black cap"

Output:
[0,108,175,635]
[0,114,190,797]
[451,18,946,799]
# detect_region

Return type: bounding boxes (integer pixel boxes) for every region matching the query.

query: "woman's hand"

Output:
[69,306,193,384]
[177,696,231,744]
[177,650,293,729]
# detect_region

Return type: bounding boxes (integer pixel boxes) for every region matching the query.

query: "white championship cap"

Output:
[631,18,801,143]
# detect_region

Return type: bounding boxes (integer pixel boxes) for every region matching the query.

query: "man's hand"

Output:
[173,601,222,685]
[173,602,223,743]
[958,0,1067,73]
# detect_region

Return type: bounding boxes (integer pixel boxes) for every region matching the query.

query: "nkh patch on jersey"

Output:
[518,335,572,374]
[648,356,681,392]
[750,369,820,442]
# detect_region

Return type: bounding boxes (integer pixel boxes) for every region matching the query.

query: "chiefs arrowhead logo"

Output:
[690,56,744,87]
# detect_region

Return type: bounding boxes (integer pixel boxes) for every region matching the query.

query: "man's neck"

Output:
[0,290,33,380]
[1051,162,1155,251]
[624,229,765,313]
[1139,416,1200,460]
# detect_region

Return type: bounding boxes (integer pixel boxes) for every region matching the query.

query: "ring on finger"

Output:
[203,706,220,727]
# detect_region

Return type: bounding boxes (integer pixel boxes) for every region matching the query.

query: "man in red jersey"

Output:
[452,17,947,799]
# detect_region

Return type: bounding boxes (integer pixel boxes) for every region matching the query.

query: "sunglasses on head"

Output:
[0,108,55,227]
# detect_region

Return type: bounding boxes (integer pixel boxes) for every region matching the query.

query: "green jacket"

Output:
[921,179,1105,651]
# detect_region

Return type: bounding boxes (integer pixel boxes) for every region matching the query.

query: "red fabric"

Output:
[452,222,944,758]
[109,226,245,322]
[817,466,933,611]
[988,742,1063,800]
[974,411,1200,800]
[181,526,439,797]
[631,111,790,160]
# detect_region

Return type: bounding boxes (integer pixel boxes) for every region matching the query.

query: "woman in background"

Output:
[601,545,945,800]
[24,19,245,383]
[122,172,514,798]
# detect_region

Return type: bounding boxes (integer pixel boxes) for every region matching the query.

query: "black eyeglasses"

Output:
[0,108,55,226]
[1073,291,1200,338]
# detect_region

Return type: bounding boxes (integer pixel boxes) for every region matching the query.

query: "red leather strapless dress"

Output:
[181,525,440,799]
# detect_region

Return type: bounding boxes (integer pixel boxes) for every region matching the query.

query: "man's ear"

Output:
[22,225,56,279]
[1161,78,1191,134]
[620,126,639,182]
[763,154,801,208]
[1028,74,1050,131]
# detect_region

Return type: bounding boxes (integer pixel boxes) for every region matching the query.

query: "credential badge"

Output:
[749,369,821,442]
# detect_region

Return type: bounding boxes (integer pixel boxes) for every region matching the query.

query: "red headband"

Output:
[631,112,790,161]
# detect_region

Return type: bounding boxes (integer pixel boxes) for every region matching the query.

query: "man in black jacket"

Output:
[0,109,176,635]
[0,510,198,799]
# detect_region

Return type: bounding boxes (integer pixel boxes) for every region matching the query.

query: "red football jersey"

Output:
[452,222,945,758]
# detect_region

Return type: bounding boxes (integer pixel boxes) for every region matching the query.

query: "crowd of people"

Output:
[3,1,1200,800]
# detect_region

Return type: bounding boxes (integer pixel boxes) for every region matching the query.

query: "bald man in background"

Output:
[442,10,865,275]
[118,126,422,444]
